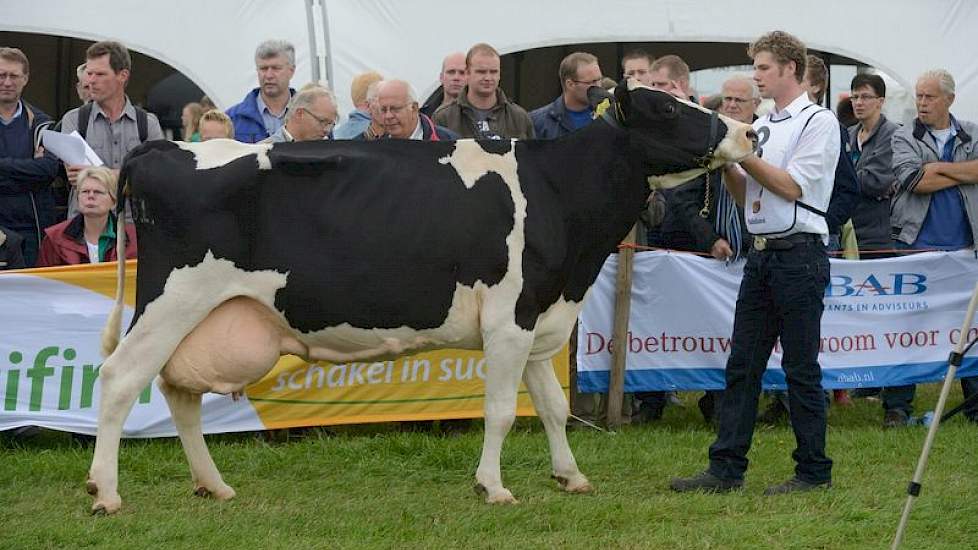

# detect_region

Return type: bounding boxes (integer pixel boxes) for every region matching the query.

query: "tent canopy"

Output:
[4,0,976,121]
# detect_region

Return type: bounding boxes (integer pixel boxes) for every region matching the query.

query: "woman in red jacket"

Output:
[36,166,137,266]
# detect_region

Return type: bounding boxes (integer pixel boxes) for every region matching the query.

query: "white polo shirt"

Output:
[744,92,840,240]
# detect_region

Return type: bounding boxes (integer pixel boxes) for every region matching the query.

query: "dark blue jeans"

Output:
[709,238,833,484]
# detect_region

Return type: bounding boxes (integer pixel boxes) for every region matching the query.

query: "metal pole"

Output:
[606,225,637,428]
[892,281,978,549]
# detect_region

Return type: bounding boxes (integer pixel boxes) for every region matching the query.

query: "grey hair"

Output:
[918,69,955,96]
[376,79,418,104]
[76,62,87,79]
[285,86,336,123]
[255,39,295,67]
[724,74,760,99]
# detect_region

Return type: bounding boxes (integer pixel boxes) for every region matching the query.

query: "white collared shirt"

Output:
[745,92,840,240]
[408,118,424,140]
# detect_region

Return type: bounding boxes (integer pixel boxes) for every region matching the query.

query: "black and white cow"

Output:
[86,81,755,514]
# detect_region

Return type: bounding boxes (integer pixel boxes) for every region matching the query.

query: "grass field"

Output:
[2,383,976,550]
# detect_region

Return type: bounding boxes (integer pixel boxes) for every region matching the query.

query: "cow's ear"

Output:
[614,79,632,120]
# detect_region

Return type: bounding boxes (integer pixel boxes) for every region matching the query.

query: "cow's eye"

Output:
[661,102,678,118]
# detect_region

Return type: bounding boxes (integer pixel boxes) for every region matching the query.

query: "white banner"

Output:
[0,268,263,437]
[577,250,978,392]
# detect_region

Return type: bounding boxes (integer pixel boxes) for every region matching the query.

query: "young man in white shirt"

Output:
[671,30,839,495]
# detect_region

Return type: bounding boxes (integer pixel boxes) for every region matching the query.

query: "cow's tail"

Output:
[100,163,131,357]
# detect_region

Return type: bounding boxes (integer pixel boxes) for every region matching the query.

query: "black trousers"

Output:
[708,238,833,484]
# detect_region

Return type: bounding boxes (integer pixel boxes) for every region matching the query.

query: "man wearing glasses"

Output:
[0,47,60,267]
[263,86,338,143]
[720,75,761,124]
[359,80,457,141]
[847,74,901,258]
[844,73,903,424]
[530,52,603,139]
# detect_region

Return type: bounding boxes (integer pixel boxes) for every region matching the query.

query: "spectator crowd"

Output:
[1,33,976,436]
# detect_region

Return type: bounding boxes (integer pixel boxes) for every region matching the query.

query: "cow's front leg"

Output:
[475,328,533,504]
[523,358,591,494]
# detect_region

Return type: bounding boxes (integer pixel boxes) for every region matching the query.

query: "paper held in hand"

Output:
[40,130,103,166]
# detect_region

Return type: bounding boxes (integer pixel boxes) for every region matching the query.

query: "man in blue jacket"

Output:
[530,52,603,140]
[227,40,297,143]
[0,47,58,267]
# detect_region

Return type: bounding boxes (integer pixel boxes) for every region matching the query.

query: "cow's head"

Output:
[591,80,756,189]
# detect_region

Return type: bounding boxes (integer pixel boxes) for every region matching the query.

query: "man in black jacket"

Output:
[0,47,59,267]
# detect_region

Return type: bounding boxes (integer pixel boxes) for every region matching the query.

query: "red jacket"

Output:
[36,214,137,267]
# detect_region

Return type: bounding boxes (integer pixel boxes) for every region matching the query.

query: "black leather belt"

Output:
[753,233,821,251]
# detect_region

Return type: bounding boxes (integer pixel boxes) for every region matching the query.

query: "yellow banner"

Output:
[248,350,569,428]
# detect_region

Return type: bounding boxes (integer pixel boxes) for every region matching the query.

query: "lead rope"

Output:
[699,169,712,218]
[567,414,612,433]
[698,111,720,218]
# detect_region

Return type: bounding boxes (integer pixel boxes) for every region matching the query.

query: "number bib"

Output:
[745,104,827,235]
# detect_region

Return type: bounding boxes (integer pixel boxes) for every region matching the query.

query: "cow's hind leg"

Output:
[523,358,591,494]
[475,328,533,504]
[87,337,173,515]
[158,379,236,501]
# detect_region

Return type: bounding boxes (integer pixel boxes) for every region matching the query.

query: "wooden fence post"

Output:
[606,225,636,428]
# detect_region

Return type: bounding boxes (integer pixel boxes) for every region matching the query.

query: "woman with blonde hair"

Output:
[198,109,236,141]
[37,166,137,266]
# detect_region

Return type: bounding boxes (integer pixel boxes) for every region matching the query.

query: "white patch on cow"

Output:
[712,113,755,164]
[438,140,517,189]
[438,141,529,332]
[176,139,273,171]
[530,297,584,360]
[124,252,289,364]
[647,167,708,190]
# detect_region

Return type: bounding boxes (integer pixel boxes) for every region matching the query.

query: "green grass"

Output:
[2,383,976,549]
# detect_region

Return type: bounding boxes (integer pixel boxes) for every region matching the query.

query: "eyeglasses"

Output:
[301,108,336,129]
[0,73,25,82]
[572,78,603,87]
[377,104,410,115]
[722,96,752,104]
[851,94,880,102]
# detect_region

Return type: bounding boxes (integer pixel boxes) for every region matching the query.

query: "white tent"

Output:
[4,0,978,121]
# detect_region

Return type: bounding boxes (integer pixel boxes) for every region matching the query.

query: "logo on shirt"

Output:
[755,126,771,158]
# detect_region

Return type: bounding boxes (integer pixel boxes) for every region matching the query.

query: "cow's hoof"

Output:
[552,473,593,494]
[485,488,519,505]
[475,483,519,504]
[90,496,122,516]
[193,484,236,501]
